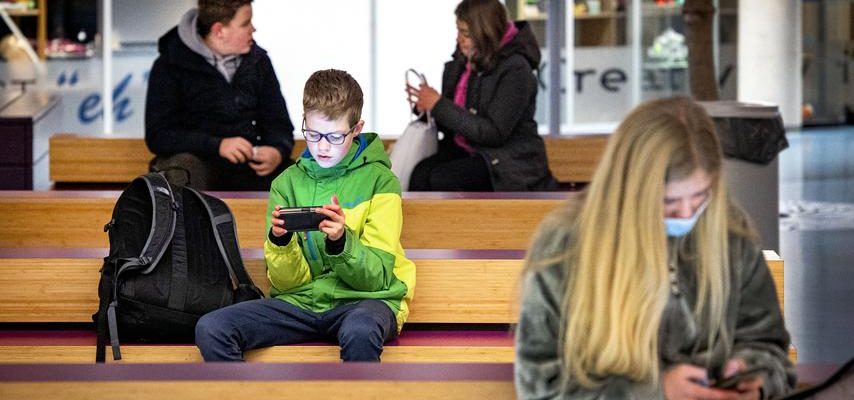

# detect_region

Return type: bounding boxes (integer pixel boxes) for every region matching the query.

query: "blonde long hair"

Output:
[560,97,731,388]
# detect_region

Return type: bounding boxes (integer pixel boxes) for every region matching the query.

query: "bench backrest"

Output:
[0,192,566,249]
[49,134,609,184]
[0,250,523,324]
[0,249,784,325]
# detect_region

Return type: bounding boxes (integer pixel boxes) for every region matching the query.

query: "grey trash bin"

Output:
[698,101,787,251]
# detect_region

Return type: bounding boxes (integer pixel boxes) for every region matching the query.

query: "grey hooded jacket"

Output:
[515,202,796,399]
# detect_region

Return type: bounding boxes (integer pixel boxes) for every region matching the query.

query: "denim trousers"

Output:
[195,298,398,362]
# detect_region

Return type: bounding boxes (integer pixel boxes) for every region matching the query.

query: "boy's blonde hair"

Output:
[303,69,363,126]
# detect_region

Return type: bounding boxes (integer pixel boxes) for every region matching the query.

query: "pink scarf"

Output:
[453,22,518,154]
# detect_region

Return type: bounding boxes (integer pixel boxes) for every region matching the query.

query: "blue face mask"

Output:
[664,199,710,237]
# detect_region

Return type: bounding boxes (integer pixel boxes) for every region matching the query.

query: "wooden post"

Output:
[683,0,719,100]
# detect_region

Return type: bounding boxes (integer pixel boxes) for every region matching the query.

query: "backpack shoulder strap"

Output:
[184,187,255,290]
[103,172,178,361]
[136,172,178,274]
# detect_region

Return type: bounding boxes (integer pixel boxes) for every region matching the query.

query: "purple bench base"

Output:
[0,328,514,347]
[0,362,514,382]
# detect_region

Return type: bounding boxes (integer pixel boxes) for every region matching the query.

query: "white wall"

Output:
[113,0,195,45]
[254,0,458,137]
[738,0,802,127]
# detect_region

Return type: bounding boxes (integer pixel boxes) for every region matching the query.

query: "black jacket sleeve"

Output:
[254,55,295,160]
[144,57,222,157]
[431,57,536,148]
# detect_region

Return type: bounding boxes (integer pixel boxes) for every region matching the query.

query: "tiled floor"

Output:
[779,125,854,364]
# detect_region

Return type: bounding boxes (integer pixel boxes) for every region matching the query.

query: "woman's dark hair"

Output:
[454,0,509,71]
[197,0,253,38]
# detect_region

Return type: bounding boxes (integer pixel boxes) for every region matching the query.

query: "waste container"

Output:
[699,101,787,252]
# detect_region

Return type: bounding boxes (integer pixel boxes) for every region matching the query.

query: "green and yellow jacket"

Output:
[264,132,415,332]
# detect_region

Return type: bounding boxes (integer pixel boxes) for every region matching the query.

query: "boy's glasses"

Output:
[301,118,356,145]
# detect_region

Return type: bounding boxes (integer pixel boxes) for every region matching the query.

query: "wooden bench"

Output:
[0,191,567,250]
[0,363,517,399]
[48,133,609,185]
[0,248,786,364]
[0,248,520,363]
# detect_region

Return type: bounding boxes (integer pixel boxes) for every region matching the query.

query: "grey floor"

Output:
[779,125,854,364]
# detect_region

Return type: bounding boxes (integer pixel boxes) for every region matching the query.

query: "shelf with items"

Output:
[512,0,628,47]
[0,0,47,59]
[511,0,738,48]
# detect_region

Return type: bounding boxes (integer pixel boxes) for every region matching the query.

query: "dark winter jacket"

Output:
[145,23,294,161]
[432,21,556,191]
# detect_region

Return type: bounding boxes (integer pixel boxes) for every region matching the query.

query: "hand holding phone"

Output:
[274,206,330,233]
[712,366,768,390]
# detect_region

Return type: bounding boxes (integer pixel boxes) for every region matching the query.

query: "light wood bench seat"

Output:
[0,363,517,399]
[49,133,609,185]
[0,329,514,364]
[0,191,567,249]
[0,248,525,324]
[0,248,786,364]
[0,248,520,364]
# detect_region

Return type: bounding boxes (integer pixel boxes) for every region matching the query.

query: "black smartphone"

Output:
[712,367,769,390]
[277,206,329,232]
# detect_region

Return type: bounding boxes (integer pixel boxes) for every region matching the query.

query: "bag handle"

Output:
[406,68,432,124]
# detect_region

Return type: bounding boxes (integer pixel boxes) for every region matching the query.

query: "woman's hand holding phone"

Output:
[663,363,750,400]
[712,358,765,399]
[662,359,765,400]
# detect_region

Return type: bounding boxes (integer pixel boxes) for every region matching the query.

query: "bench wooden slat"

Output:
[1,382,514,400]
[763,250,784,311]
[0,253,787,364]
[3,378,514,399]
[0,363,515,398]
[0,345,514,364]
[544,135,609,183]
[49,135,154,183]
[0,253,784,324]
[0,195,564,249]
[1,381,515,399]
[49,133,609,184]
[0,257,523,324]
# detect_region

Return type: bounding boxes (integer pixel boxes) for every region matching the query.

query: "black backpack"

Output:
[93,172,263,362]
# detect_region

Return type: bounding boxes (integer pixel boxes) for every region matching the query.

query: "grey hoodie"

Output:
[177,8,241,83]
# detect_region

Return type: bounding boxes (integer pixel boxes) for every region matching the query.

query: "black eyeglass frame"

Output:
[301,118,358,145]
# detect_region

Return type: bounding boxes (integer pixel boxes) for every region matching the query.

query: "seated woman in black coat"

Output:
[405,0,556,192]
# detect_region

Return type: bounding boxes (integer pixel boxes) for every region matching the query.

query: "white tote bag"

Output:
[390,69,438,190]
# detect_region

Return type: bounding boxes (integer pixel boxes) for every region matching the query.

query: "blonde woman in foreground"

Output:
[515,97,796,399]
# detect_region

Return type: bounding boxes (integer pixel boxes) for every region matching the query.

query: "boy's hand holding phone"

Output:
[271,205,288,237]
[270,195,344,240]
[316,195,346,241]
[271,204,330,236]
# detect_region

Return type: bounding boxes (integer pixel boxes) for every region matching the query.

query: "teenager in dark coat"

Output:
[406,0,556,191]
[145,0,294,190]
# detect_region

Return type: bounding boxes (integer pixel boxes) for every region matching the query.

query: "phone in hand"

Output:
[277,206,329,232]
[712,367,769,390]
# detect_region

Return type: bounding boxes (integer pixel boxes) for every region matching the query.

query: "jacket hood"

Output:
[175,9,218,62]
[500,21,541,70]
[158,9,259,72]
[295,132,391,179]
[451,20,541,71]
